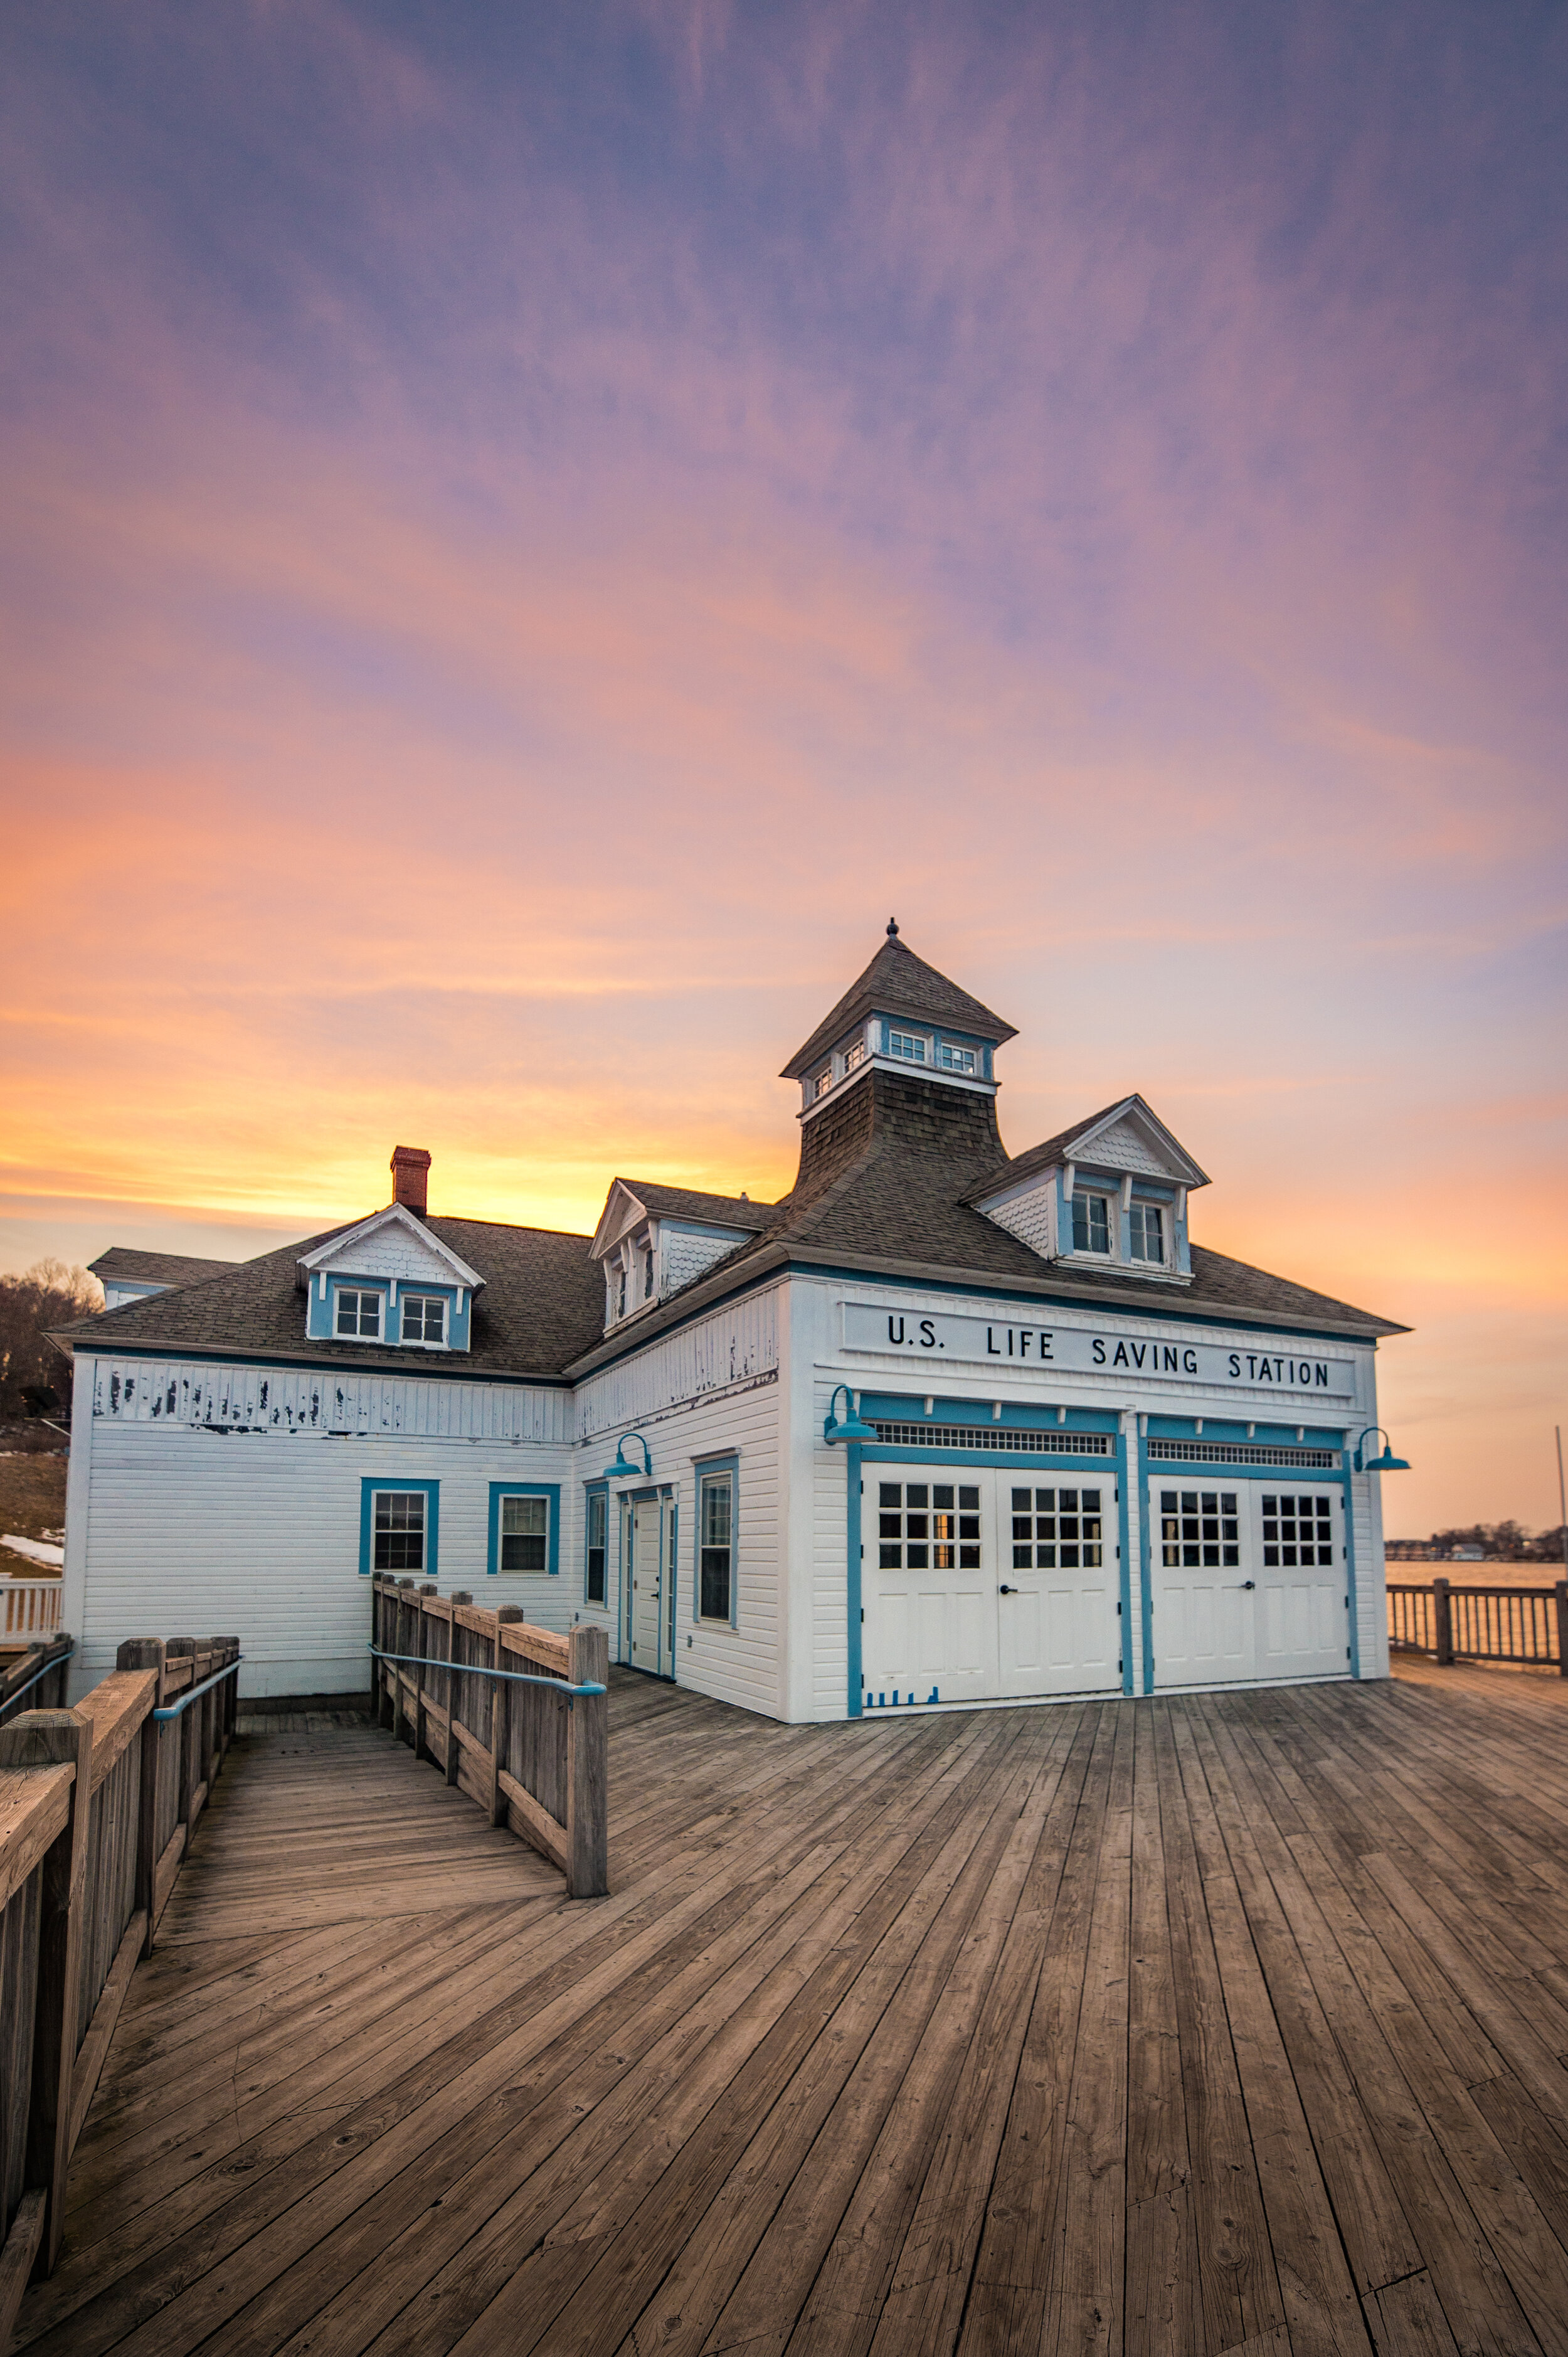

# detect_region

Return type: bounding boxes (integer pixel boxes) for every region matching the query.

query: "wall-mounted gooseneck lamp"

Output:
[603,1430,653,1482]
[1353,1426,1411,1473]
[824,1384,877,1445]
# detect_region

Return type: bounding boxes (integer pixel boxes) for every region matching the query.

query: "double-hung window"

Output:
[698,1467,734,1622]
[887,1030,927,1064]
[336,1287,381,1338]
[1071,1190,1111,1254]
[400,1293,446,1344]
[1128,1201,1165,1264]
[585,1489,608,1605]
[499,1493,549,1571]
[373,1490,425,1572]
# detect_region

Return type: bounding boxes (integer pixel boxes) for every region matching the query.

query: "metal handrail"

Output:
[152,1656,244,1720]
[1,1640,75,1710]
[368,1642,606,1700]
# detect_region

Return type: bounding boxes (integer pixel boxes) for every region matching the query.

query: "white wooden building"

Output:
[57,929,1408,1715]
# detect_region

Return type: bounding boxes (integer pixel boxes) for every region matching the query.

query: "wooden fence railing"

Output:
[0,1637,73,1730]
[1,1584,63,1643]
[369,1577,608,1900]
[1388,1578,1568,1673]
[0,1634,240,2345]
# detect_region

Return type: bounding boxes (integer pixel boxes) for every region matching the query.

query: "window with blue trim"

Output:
[337,1287,382,1338]
[887,1030,927,1064]
[1128,1202,1165,1264]
[1071,1191,1111,1253]
[400,1293,447,1344]
[698,1468,734,1621]
[937,1041,977,1074]
[499,1494,549,1570]
[373,1491,425,1571]
[585,1489,608,1605]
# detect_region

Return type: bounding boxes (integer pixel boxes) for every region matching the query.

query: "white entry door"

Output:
[1000,1481,1120,1697]
[628,1496,664,1676]
[1254,1487,1347,1679]
[1150,1484,1254,1685]
[866,1476,996,1706]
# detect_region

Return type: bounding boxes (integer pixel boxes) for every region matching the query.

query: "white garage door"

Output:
[1151,1481,1347,1687]
[864,1469,1120,1708]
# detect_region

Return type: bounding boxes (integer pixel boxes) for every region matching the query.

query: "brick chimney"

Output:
[390,1145,431,1216]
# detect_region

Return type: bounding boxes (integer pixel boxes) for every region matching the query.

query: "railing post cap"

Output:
[451,1591,473,1605]
[396,1577,416,1590]
[0,1705,88,1769]
[497,1605,526,1622]
[418,1583,438,1595]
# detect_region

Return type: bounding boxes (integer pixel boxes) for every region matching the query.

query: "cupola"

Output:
[781,922,1017,1119]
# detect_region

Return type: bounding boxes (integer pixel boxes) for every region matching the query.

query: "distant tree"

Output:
[0,1260,102,1421]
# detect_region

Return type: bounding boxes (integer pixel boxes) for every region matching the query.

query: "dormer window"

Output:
[644,1247,655,1299]
[401,1294,446,1345]
[336,1288,382,1338]
[1071,1191,1111,1255]
[1129,1201,1165,1264]
[938,1041,978,1075]
[888,1030,927,1064]
[617,1266,627,1318]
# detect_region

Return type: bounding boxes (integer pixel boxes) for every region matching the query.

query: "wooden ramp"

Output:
[14,1662,1568,2356]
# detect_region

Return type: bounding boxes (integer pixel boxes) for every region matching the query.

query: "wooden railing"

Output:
[0,1635,240,2344]
[1388,1578,1568,1674]
[1,1583,63,1642]
[1,1636,73,1730]
[369,1577,608,1899]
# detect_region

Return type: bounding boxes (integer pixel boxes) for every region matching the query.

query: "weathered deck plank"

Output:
[15,1661,1568,2356]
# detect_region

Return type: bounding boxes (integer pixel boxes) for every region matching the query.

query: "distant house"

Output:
[54,928,1409,1713]
[1449,1546,1486,1562]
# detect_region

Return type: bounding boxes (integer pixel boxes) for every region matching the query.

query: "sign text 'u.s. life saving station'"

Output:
[841,1302,1356,1397]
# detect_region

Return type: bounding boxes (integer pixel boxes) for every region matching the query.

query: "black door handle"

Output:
[1241,1580,1256,1590]
[999,1585,1016,1595]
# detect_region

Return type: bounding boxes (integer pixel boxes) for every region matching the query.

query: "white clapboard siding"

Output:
[90,1356,572,1444]
[75,1418,579,1698]
[576,1290,779,1442]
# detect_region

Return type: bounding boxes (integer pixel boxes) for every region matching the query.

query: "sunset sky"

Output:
[2,3,1564,1534]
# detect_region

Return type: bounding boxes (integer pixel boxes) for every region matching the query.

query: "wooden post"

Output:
[369,1577,383,1717]
[415,1587,438,1762]
[447,1595,472,1787]
[1433,1577,1453,1666]
[566,1624,609,1900]
[392,1582,416,1745]
[0,1707,93,2271]
[492,1608,524,1826]
[165,1641,198,1829]
[376,1582,395,1731]
[115,1641,166,1961]
[1555,1582,1568,1679]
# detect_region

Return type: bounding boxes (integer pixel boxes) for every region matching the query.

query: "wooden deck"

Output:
[15,1659,1568,2357]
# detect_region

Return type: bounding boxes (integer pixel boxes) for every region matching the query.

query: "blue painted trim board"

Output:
[358,1477,440,1579]
[485,1481,561,1578]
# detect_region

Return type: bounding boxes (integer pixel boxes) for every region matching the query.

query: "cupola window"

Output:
[814,1068,833,1099]
[1129,1202,1165,1264]
[1071,1191,1111,1254]
[336,1287,382,1338]
[938,1042,978,1075]
[843,1038,866,1073]
[887,1030,927,1063]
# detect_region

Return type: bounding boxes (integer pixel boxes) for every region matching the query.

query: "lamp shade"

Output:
[824,1385,877,1445]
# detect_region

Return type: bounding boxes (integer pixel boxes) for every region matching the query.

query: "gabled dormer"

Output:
[781,922,1017,1119]
[298,1159,485,1351]
[966,1096,1210,1282]
[590,1178,773,1334]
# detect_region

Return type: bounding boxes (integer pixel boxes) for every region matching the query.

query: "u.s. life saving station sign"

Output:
[840,1303,1356,1398]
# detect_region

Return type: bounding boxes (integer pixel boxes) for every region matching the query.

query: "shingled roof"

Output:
[564,1067,1406,1375]
[88,1246,240,1291]
[614,1181,777,1233]
[781,929,1017,1080]
[58,1216,605,1382]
